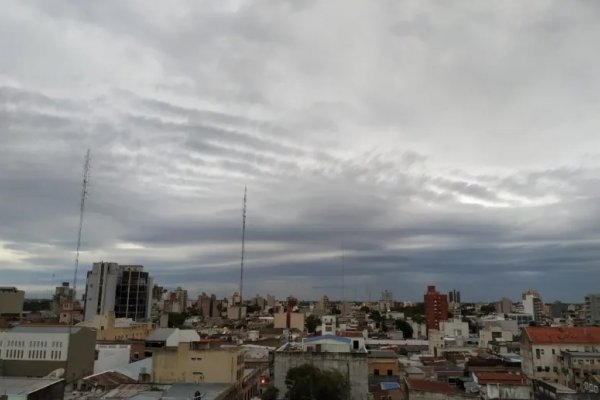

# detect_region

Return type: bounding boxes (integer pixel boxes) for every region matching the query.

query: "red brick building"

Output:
[424,285,448,331]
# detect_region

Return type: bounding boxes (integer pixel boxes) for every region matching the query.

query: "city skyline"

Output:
[2,1,600,301]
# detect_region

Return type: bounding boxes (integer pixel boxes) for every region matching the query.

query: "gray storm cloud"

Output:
[1,0,600,302]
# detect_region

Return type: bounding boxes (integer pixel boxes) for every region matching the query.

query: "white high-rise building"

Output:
[83,262,153,321]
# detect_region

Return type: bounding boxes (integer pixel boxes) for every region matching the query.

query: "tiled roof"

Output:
[474,372,525,385]
[406,378,459,395]
[339,331,363,338]
[83,371,136,388]
[525,327,600,344]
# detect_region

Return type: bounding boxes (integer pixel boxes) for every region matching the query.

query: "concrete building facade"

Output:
[274,340,369,400]
[273,312,305,331]
[0,326,96,382]
[424,285,448,331]
[84,262,153,321]
[521,326,600,386]
[78,312,153,341]
[152,342,244,388]
[585,294,600,326]
[0,287,24,317]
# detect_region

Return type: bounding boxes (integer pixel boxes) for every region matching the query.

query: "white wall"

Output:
[0,331,69,362]
[94,344,131,373]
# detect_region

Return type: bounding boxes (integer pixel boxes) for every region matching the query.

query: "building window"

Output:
[374,369,380,376]
[387,369,393,376]
[536,349,541,359]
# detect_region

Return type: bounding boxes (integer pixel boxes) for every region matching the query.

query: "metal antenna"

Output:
[71,149,91,321]
[239,186,247,319]
[66,149,90,385]
[341,244,345,316]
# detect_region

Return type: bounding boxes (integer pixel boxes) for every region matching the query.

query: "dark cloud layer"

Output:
[1,1,600,302]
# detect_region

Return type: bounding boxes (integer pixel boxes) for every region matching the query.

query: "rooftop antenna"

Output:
[238,186,247,320]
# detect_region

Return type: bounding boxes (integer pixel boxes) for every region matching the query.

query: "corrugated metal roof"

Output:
[304,335,351,344]
[0,377,63,394]
[380,382,401,390]
[146,328,176,341]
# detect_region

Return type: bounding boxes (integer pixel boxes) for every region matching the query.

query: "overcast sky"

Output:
[2,1,600,302]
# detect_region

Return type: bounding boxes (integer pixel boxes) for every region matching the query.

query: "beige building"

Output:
[0,326,96,382]
[0,287,24,317]
[153,342,245,388]
[78,312,153,341]
[273,312,305,330]
[521,326,600,385]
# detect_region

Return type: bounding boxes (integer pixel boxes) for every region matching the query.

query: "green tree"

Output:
[305,315,321,333]
[168,312,186,328]
[285,364,349,400]
[479,303,496,315]
[394,319,414,338]
[369,310,382,321]
[261,385,279,400]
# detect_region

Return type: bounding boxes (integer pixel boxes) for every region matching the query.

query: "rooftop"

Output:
[339,330,364,338]
[145,328,176,341]
[162,383,234,400]
[0,377,63,395]
[83,371,136,388]
[369,350,398,359]
[10,325,84,334]
[474,372,526,385]
[405,378,460,395]
[525,326,600,344]
[304,335,351,344]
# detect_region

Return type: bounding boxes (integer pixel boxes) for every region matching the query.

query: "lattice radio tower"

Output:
[238,186,247,319]
[71,149,91,324]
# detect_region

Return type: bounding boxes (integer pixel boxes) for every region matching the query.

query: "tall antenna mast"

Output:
[239,186,247,318]
[341,245,345,316]
[71,149,91,323]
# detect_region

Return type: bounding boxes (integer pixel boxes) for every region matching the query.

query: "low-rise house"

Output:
[479,320,518,348]
[369,349,399,377]
[403,378,476,399]
[472,372,532,399]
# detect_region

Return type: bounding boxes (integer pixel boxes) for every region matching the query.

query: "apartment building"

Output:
[585,294,600,326]
[84,262,153,321]
[152,342,245,387]
[521,326,600,386]
[424,286,448,331]
[0,326,96,382]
